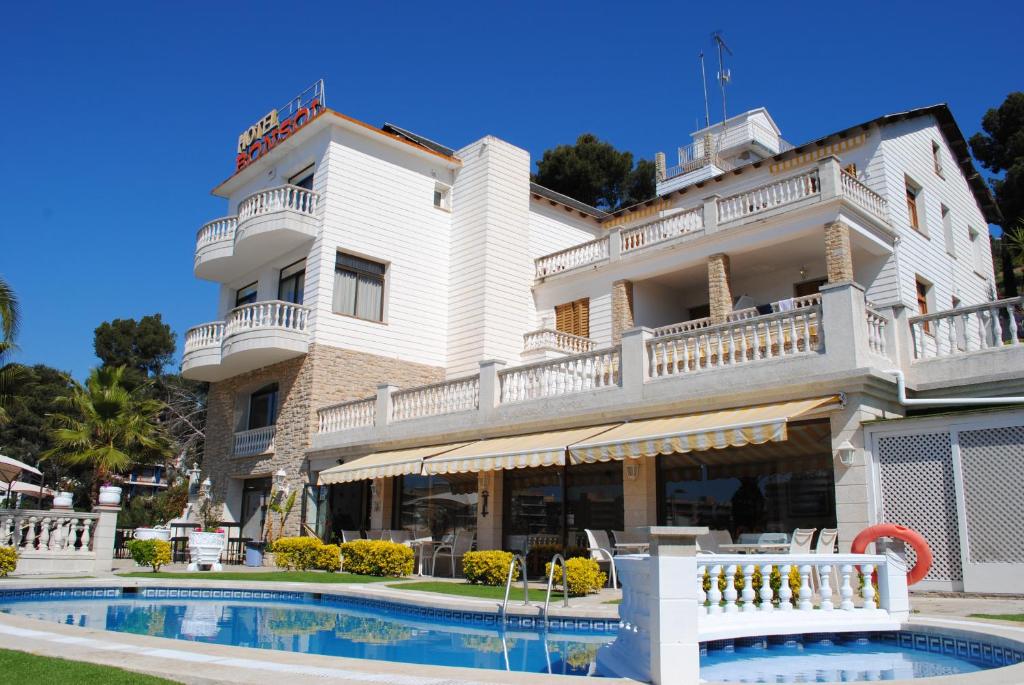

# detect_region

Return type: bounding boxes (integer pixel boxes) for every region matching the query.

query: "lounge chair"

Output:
[789,528,816,554]
[585,529,618,588]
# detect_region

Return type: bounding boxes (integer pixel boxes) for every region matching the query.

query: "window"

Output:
[968,227,986,275]
[932,141,944,178]
[334,252,386,322]
[905,177,923,232]
[247,383,279,430]
[235,282,258,307]
[554,298,590,338]
[794,279,827,298]
[433,183,451,210]
[916,278,932,335]
[277,259,305,304]
[289,165,314,190]
[941,205,955,256]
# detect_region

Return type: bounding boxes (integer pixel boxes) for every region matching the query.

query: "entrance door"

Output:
[240,477,272,541]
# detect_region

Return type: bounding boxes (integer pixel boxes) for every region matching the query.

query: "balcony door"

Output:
[247,383,279,430]
[278,259,305,305]
[240,477,272,541]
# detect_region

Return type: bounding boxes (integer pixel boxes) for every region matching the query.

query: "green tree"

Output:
[533,133,656,211]
[0,364,74,464]
[43,366,174,505]
[969,92,1024,296]
[93,314,176,383]
[0,276,23,424]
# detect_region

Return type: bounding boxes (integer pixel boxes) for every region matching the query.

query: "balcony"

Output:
[521,328,597,361]
[234,426,275,457]
[192,184,321,282]
[181,300,311,382]
[534,158,891,282]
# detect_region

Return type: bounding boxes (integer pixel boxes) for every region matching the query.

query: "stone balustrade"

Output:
[195,216,237,249]
[390,376,480,421]
[500,347,620,402]
[225,300,309,337]
[910,296,1023,360]
[1,509,97,555]
[237,184,320,223]
[318,398,376,433]
[864,306,889,357]
[534,237,609,278]
[233,425,275,456]
[620,208,704,253]
[183,321,225,352]
[522,328,597,355]
[840,169,888,223]
[717,169,820,223]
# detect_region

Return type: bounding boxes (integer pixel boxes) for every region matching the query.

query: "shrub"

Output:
[272,536,324,571]
[314,544,341,572]
[0,546,18,577]
[339,539,413,577]
[463,550,518,586]
[126,539,171,572]
[545,557,607,597]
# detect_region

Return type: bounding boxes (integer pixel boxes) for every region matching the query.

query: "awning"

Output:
[423,424,621,475]
[569,396,843,463]
[318,443,472,485]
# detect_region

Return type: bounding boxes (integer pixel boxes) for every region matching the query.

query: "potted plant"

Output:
[52,478,76,509]
[187,498,226,572]
[98,482,123,506]
[252,487,296,567]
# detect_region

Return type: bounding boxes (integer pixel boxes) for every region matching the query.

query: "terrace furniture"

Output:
[813,527,840,592]
[585,529,618,588]
[406,537,437,576]
[340,530,363,543]
[611,529,650,554]
[389,529,412,544]
[789,528,817,554]
[365,530,387,540]
[431,531,475,577]
[719,542,791,554]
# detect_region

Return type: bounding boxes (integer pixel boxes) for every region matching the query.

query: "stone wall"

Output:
[708,253,733,324]
[825,221,854,283]
[204,343,444,537]
[611,279,635,344]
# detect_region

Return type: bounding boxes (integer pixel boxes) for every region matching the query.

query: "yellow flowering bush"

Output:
[272,536,325,571]
[339,539,413,577]
[0,546,17,577]
[126,539,172,572]
[314,544,341,572]
[462,550,518,586]
[545,557,607,597]
[702,564,802,604]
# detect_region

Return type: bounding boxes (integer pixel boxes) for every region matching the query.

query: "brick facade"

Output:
[204,344,444,537]
[825,221,854,283]
[611,279,635,344]
[707,253,733,324]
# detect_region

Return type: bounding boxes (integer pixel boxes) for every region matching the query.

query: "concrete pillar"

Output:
[478,360,505,418]
[825,221,855,283]
[620,327,652,399]
[647,527,706,685]
[92,504,121,574]
[623,458,658,530]
[702,195,721,234]
[611,280,635,344]
[476,470,503,550]
[370,478,393,530]
[819,281,871,369]
[707,253,733,324]
[375,384,397,428]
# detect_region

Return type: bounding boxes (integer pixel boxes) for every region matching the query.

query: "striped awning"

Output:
[569,396,843,463]
[423,425,621,475]
[318,443,471,485]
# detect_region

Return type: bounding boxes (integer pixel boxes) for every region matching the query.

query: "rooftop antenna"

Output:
[699,51,711,129]
[712,31,733,123]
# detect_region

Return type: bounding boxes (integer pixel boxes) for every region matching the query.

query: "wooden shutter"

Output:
[916,280,931,334]
[906,187,919,229]
[554,298,590,337]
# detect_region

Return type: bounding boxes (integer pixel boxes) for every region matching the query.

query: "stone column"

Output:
[92,504,121,574]
[707,253,733,324]
[370,478,393,530]
[475,470,503,551]
[825,221,854,283]
[611,280,635,344]
[622,458,657,530]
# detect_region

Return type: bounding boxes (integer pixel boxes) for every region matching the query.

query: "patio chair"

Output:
[585,529,618,589]
[788,528,816,554]
[695,529,728,554]
[365,530,387,540]
[389,529,412,544]
[813,528,839,593]
[431,530,475,577]
[340,530,363,543]
[611,528,650,553]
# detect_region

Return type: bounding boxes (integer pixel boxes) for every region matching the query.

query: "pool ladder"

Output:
[500,553,570,626]
[500,554,529,624]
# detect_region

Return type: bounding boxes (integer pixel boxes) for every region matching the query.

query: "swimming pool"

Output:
[0,586,1021,681]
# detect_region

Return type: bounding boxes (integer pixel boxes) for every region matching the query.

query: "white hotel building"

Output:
[182,92,1024,593]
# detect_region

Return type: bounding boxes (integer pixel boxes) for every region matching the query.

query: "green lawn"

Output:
[969,613,1024,623]
[390,580,563,602]
[0,648,178,684]
[117,571,391,584]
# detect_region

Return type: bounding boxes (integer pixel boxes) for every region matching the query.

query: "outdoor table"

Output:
[718,543,791,554]
[405,537,439,575]
[614,542,650,554]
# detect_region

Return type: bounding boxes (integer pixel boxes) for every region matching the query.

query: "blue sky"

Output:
[1,1,1020,379]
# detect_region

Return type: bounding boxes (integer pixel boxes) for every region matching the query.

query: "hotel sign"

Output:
[235,80,326,172]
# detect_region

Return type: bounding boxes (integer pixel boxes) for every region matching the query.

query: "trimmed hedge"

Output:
[273,537,340,572]
[0,546,17,577]
[545,557,607,597]
[126,539,171,572]
[462,550,518,586]
[339,539,413,577]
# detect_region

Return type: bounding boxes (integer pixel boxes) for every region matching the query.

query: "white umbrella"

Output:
[5,481,54,498]
[0,455,42,484]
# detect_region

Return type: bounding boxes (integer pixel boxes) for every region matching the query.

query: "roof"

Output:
[529,182,608,220]
[606,103,1001,224]
[381,123,456,158]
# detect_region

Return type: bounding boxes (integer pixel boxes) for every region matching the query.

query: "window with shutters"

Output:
[905,176,923,233]
[916,277,932,335]
[554,298,590,338]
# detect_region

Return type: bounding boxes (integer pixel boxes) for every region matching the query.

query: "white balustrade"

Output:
[840,170,888,223]
[648,296,822,378]
[391,376,480,421]
[910,296,1023,360]
[195,216,237,248]
[500,347,620,402]
[620,208,704,253]
[317,398,376,433]
[183,321,225,354]
[233,425,276,456]
[225,300,310,337]
[522,328,596,355]
[717,170,820,223]
[0,509,98,555]
[237,184,320,223]
[534,237,609,278]
[864,307,889,356]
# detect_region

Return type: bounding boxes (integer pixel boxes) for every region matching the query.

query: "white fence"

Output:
[620,208,703,253]
[237,184,319,222]
[534,237,609,278]
[840,170,888,223]
[910,297,1023,360]
[233,425,276,456]
[183,322,225,353]
[195,216,237,248]
[225,301,309,337]
[500,347,620,402]
[318,398,376,433]
[523,329,596,355]
[717,170,820,223]
[0,510,98,556]
[391,376,480,421]
[864,307,889,357]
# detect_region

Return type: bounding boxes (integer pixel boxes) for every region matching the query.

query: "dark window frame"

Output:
[235,282,258,308]
[277,259,306,304]
[334,252,386,322]
[247,383,279,430]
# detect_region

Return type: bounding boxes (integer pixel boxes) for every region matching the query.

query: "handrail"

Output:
[543,553,570,621]
[500,553,530,623]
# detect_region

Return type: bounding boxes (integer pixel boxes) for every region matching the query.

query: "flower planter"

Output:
[98,485,122,506]
[52,492,74,509]
[187,531,226,571]
[135,527,172,542]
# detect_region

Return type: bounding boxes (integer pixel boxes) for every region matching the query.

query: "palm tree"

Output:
[43,366,174,505]
[0,276,22,424]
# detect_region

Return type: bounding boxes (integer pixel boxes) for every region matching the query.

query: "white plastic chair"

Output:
[431,530,474,577]
[812,527,839,593]
[788,528,816,554]
[585,529,618,588]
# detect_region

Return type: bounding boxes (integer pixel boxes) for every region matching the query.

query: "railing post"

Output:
[375,384,397,428]
[820,281,870,368]
[91,504,120,574]
[608,227,623,261]
[621,327,652,399]
[817,155,843,201]
[876,550,910,621]
[878,304,912,369]
[479,360,506,417]
[702,195,720,235]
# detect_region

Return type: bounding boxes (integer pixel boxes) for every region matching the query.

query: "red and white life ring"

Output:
[851,524,933,585]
